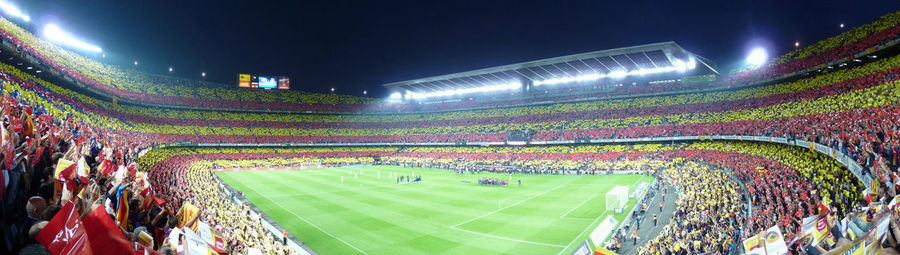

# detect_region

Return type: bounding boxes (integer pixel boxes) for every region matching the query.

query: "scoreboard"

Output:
[238,74,290,90]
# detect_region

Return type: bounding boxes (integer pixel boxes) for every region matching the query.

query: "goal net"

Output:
[606,186,629,213]
[299,162,323,169]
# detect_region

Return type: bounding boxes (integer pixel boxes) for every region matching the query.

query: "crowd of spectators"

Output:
[1,44,895,150]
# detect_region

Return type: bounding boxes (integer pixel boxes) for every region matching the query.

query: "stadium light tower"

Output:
[746,47,768,66]
[0,1,30,22]
[43,24,102,53]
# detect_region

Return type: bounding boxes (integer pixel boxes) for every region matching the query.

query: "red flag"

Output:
[3,129,13,170]
[140,187,151,198]
[36,201,93,255]
[127,164,136,180]
[58,163,77,185]
[152,195,165,207]
[99,159,114,175]
[32,146,45,168]
[82,205,134,255]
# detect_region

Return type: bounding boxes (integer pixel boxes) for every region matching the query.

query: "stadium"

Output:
[0,1,899,255]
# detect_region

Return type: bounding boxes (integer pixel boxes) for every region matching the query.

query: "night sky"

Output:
[11,0,900,97]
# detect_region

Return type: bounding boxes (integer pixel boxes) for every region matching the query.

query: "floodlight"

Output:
[330,87,335,92]
[533,73,602,86]
[0,1,29,22]
[168,67,173,72]
[840,23,844,28]
[746,47,768,66]
[363,90,367,95]
[43,24,102,53]
[201,72,206,77]
[134,61,138,66]
[389,92,402,99]
[607,70,627,78]
[408,82,521,99]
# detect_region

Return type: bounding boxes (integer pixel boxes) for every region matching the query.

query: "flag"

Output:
[31,146,45,168]
[743,233,761,253]
[800,215,829,245]
[115,184,130,230]
[137,230,154,249]
[182,227,215,255]
[179,202,200,230]
[53,159,76,201]
[35,201,93,255]
[99,159,114,175]
[76,157,89,185]
[2,127,13,169]
[22,109,33,136]
[82,204,133,255]
[763,225,788,255]
[826,237,866,255]
[127,163,136,181]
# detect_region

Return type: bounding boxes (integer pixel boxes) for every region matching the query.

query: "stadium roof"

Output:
[384,42,717,96]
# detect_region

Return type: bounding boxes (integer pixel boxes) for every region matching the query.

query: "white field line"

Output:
[451,181,571,228]
[266,179,434,199]
[448,226,566,248]
[560,217,596,221]
[556,212,608,255]
[559,194,598,219]
[233,177,369,255]
[556,178,643,255]
[497,195,522,209]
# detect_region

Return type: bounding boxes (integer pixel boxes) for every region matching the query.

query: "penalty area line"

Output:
[448,226,565,248]
[452,180,571,228]
[232,177,369,255]
[559,193,597,219]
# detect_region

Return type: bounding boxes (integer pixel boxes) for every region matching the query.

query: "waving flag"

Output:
[82,205,133,255]
[115,184,130,230]
[36,201,93,255]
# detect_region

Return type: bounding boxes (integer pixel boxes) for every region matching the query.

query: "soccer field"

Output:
[215,165,653,255]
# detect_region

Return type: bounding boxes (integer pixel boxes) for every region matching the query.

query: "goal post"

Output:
[606,186,629,213]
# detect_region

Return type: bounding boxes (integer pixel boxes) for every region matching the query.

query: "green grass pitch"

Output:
[215,165,653,255]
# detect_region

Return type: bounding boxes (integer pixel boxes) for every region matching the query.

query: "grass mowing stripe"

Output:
[228,171,371,255]
[217,167,652,255]
[559,193,598,219]
[261,169,509,254]
[450,178,576,228]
